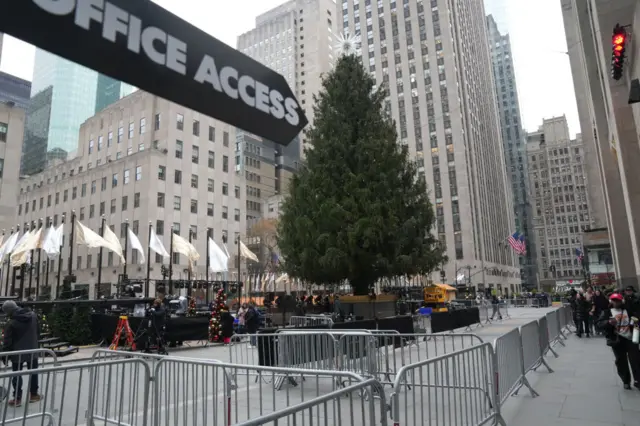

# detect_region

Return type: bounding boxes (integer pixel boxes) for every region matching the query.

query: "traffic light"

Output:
[612,24,627,81]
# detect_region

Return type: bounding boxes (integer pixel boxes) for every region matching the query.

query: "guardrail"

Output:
[1,306,573,426]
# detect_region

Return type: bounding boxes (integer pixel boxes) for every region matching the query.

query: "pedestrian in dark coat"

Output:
[220,307,234,345]
[575,292,592,337]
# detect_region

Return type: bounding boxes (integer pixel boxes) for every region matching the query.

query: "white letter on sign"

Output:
[32,0,75,15]
[194,55,223,92]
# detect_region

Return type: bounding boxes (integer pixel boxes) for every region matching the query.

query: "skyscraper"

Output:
[95,74,136,114]
[526,116,593,288]
[21,49,99,175]
[237,0,339,151]
[340,0,520,294]
[486,15,536,289]
[483,0,510,33]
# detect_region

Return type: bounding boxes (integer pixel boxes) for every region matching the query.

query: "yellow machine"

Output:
[423,283,457,312]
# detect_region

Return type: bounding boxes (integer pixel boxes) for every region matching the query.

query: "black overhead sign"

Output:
[0,0,307,144]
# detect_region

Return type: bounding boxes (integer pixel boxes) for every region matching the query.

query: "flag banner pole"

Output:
[123,219,129,278]
[146,222,152,298]
[168,226,174,295]
[97,215,106,287]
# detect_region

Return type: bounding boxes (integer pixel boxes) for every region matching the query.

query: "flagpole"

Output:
[10,225,18,297]
[97,215,106,287]
[123,219,129,278]
[63,210,76,299]
[146,221,152,298]
[206,228,211,303]
[19,223,30,301]
[237,235,242,306]
[0,228,4,295]
[4,227,12,297]
[28,220,36,298]
[56,214,65,299]
[187,229,193,294]
[168,225,174,295]
[35,218,43,300]
[45,218,50,299]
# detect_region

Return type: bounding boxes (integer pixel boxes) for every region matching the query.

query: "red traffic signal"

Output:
[612,24,627,81]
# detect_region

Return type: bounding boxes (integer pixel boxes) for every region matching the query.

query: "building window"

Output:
[107,252,113,266]
[156,220,164,235]
[55,192,59,205]
[98,135,103,151]
[234,186,240,199]
[0,123,7,142]
[0,159,4,178]
[110,198,116,213]
[207,203,214,216]
[191,174,198,188]
[79,207,85,220]
[173,196,181,210]
[193,119,200,136]
[135,166,142,181]
[208,126,215,142]
[134,192,140,208]
[176,113,184,130]
[100,201,105,215]
[190,199,198,214]
[128,122,134,139]
[124,169,130,184]
[208,151,215,168]
[112,173,118,187]
[90,204,95,218]
[192,145,199,163]
[72,186,77,200]
[222,183,228,195]
[155,113,161,130]
[175,170,182,184]
[222,206,228,219]
[118,126,123,143]
[223,131,229,147]
[101,177,107,191]
[234,208,240,221]
[222,156,229,172]
[120,223,127,238]
[158,165,166,180]
[81,183,87,197]
[176,140,183,158]
[140,117,146,134]
[157,192,165,207]
[88,139,94,154]
[190,225,198,239]
[207,178,214,192]
[122,195,128,211]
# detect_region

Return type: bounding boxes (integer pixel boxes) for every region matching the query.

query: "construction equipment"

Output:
[423,283,457,312]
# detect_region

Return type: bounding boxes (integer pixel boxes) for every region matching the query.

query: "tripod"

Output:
[134,317,168,355]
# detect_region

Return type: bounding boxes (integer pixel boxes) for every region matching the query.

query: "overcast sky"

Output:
[0,0,579,136]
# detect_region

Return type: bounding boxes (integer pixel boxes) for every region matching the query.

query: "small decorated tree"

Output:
[187,297,196,317]
[208,289,227,342]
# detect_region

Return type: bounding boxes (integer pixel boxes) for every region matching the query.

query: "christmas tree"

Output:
[187,297,196,317]
[208,289,227,342]
[277,44,445,295]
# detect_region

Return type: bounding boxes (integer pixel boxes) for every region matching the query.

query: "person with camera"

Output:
[144,299,168,355]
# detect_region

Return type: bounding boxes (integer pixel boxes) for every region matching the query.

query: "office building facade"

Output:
[527,116,593,288]
[561,0,640,289]
[238,0,339,150]
[0,102,25,231]
[340,0,520,293]
[0,71,31,111]
[15,91,246,298]
[486,15,537,289]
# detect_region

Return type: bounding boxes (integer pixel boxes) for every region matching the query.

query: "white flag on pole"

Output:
[149,227,169,257]
[0,231,19,263]
[103,225,125,263]
[11,229,41,267]
[239,241,259,263]
[208,238,228,272]
[171,232,200,270]
[128,228,145,264]
[42,224,63,259]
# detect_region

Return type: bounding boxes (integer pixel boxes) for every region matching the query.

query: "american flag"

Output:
[508,232,524,255]
[518,234,527,255]
[575,248,584,263]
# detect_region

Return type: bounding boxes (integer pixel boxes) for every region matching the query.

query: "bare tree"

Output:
[247,218,278,274]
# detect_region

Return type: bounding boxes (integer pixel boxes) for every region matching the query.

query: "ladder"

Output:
[109,315,136,351]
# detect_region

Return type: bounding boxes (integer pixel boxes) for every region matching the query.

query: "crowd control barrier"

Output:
[288,315,334,328]
[2,306,575,426]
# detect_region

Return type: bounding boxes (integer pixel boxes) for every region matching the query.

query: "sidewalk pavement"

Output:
[501,332,640,426]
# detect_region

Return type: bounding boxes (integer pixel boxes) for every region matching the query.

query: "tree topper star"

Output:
[335,31,361,56]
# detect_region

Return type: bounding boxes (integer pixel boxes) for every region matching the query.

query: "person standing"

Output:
[244,303,260,347]
[236,303,247,334]
[597,293,640,390]
[575,292,592,337]
[490,294,502,320]
[220,306,234,345]
[1,301,41,406]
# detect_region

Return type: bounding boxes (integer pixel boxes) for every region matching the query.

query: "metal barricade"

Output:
[494,328,537,403]
[389,343,504,426]
[288,315,334,328]
[151,357,375,425]
[477,302,491,325]
[538,315,558,358]
[545,309,565,348]
[0,348,59,372]
[234,379,387,426]
[0,358,150,426]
